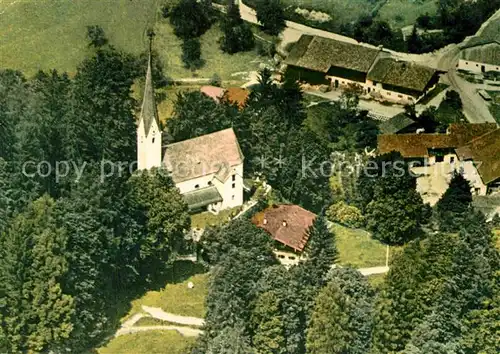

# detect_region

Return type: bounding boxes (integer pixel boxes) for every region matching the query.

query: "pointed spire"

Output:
[139,30,160,136]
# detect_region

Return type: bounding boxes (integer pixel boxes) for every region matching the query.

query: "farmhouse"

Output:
[366,58,440,103]
[284,34,441,103]
[458,40,500,74]
[285,34,381,87]
[252,204,316,266]
[137,53,244,213]
[377,123,499,197]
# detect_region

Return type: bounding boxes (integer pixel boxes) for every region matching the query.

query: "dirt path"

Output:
[116,325,202,337]
[358,266,390,276]
[114,305,205,338]
[141,306,205,327]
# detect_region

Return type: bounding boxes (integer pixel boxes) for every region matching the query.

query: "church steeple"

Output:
[139,31,160,136]
[137,30,163,170]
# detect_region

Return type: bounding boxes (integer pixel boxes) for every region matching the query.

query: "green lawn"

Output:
[0,0,157,76]
[1,0,266,79]
[123,261,208,321]
[191,206,243,229]
[155,22,267,80]
[98,331,195,354]
[331,223,389,268]
[376,0,438,29]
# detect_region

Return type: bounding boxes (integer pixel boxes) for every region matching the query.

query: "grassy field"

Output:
[123,261,208,321]
[0,0,157,76]
[331,223,390,268]
[98,331,195,354]
[153,20,266,80]
[376,0,438,28]
[0,0,266,79]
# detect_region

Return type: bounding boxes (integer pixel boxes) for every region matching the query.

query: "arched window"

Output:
[152,137,155,143]
[195,184,200,189]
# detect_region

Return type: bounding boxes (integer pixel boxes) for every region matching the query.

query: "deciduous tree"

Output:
[182,38,204,70]
[169,0,212,40]
[255,0,286,36]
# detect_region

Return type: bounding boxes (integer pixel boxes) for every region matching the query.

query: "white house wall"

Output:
[176,174,215,194]
[174,162,244,211]
[326,75,418,104]
[458,59,500,74]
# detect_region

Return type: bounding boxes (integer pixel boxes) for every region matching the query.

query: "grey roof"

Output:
[379,113,416,134]
[285,35,381,74]
[368,58,438,92]
[163,128,244,183]
[461,41,500,66]
[184,186,223,210]
[139,53,160,136]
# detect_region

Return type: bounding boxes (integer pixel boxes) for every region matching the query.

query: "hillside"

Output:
[0,0,157,76]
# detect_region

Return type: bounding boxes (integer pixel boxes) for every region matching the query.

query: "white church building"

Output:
[136,51,244,213]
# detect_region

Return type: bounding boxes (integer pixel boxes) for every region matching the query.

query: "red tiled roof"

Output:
[252,205,316,252]
[200,86,225,103]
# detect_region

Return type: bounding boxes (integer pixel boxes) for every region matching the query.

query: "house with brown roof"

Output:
[458,40,500,74]
[377,123,499,198]
[285,35,382,88]
[284,34,442,104]
[456,128,500,193]
[252,204,316,266]
[366,58,441,103]
[163,128,245,212]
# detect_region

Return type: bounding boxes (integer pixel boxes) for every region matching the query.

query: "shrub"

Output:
[209,73,222,87]
[86,25,108,48]
[327,201,365,228]
[181,38,204,70]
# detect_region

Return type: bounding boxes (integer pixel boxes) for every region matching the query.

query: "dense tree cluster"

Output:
[220,0,255,54]
[342,15,405,51]
[254,0,286,36]
[357,152,428,245]
[373,211,499,353]
[194,213,339,353]
[409,0,500,53]
[195,196,499,353]
[0,42,190,352]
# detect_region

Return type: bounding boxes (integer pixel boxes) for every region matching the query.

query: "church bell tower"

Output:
[137,32,162,170]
